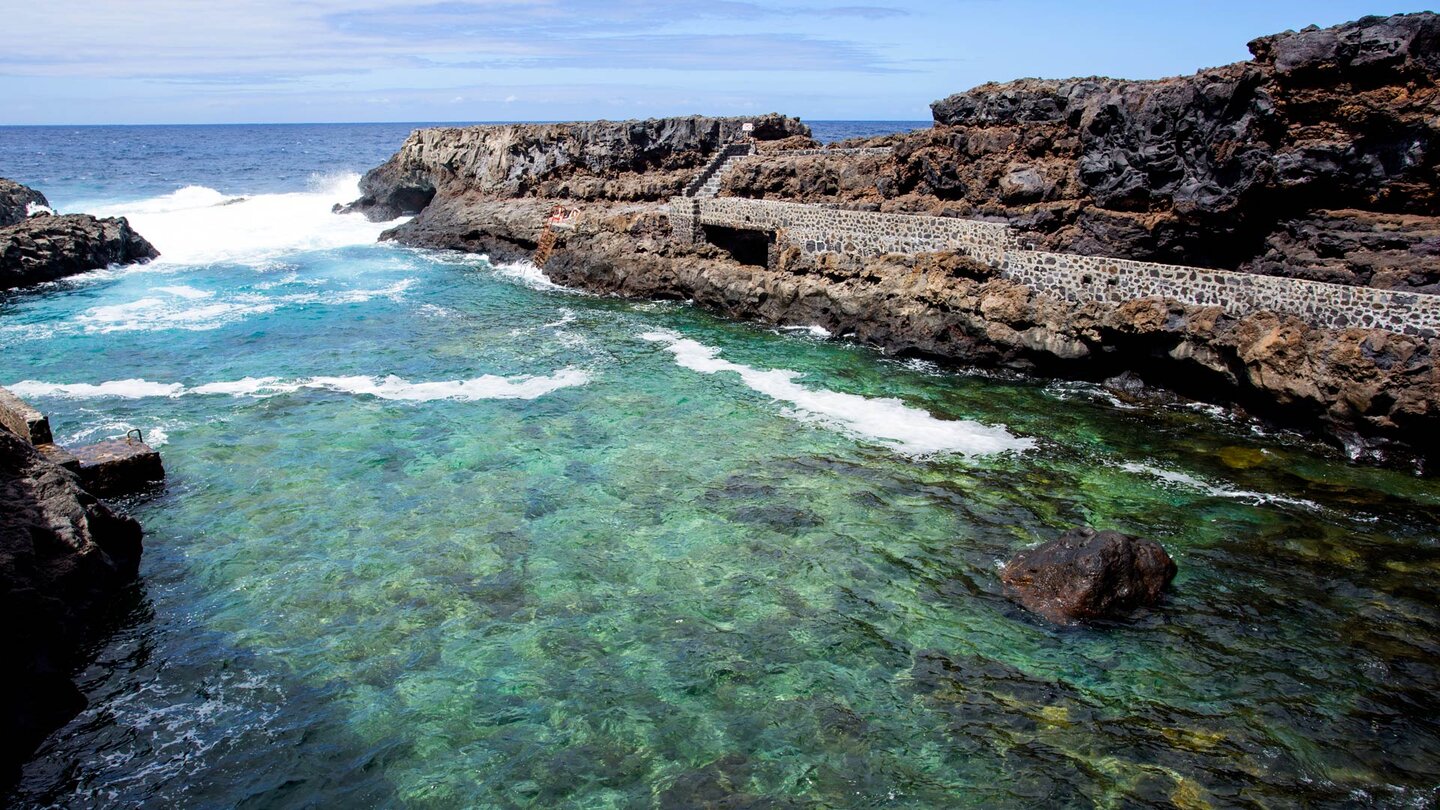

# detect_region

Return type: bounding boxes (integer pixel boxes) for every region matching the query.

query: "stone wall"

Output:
[693,197,1022,253]
[995,250,1440,336]
[754,147,895,158]
[673,196,1440,338]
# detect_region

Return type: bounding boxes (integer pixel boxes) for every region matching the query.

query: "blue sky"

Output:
[0,1,1431,125]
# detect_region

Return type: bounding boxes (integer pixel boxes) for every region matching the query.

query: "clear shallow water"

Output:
[0,128,1438,808]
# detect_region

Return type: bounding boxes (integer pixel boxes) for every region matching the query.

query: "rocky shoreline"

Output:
[343,13,1440,472]
[0,424,144,785]
[0,179,158,291]
[0,180,160,786]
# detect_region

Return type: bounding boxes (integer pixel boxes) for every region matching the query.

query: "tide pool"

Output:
[1,135,1437,808]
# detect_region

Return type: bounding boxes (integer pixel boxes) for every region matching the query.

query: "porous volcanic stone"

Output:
[1001,527,1177,624]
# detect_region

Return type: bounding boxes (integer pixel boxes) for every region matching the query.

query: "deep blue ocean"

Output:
[0,121,930,211]
[1,122,1438,808]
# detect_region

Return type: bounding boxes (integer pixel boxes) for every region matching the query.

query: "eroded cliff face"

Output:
[723,12,1440,290]
[341,114,810,221]
[0,426,143,784]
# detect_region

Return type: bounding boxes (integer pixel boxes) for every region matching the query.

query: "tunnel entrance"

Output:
[703,225,774,268]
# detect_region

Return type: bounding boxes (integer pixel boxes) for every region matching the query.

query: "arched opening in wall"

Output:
[703,225,773,268]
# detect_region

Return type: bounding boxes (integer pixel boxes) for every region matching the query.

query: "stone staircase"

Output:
[683,143,754,198]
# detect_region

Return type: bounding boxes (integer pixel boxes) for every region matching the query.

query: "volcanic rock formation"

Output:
[0,179,50,227]
[0,425,143,785]
[0,179,159,290]
[1,213,159,290]
[726,13,1440,290]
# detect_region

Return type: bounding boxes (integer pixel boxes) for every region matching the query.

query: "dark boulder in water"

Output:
[0,211,159,290]
[1001,527,1176,624]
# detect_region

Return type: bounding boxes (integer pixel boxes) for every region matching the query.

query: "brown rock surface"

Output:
[344,16,1440,469]
[1001,527,1177,624]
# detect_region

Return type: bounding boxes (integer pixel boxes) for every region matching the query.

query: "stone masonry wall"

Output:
[673,196,1440,338]
[754,147,895,158]
[694,197,1022,253]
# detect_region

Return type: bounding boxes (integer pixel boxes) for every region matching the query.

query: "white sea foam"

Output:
[61,420,176,448]
[489,259,574,292]
[641,330,1032,457]
[65,279,415,334]
[153,285,213,300]
[10,369,591,403]
[86,173,403,267]
[543,309,577,328]
[26,201,55,217]
[778,324,833,339]
[1120,462,1320,509]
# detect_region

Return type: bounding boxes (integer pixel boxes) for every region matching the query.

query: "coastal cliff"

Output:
[0,179,158,290]
[345,14,1440,470]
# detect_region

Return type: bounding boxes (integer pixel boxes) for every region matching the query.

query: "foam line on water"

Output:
[9,368,592,403]
[488,259,584,293]
[85,173,404,267]
[641,330,1033,457]
[1120,462,1320,509]
[62,280,416,334]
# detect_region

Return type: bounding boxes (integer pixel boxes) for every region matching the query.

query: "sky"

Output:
[0,1,1432,125]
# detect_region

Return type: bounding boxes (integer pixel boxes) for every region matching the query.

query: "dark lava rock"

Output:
[0,426,143,785]
[0,213,159,290]
[340,114,811,221]
[71,439,166,498]
[0,178,49,227]
[1001,527,1176,625]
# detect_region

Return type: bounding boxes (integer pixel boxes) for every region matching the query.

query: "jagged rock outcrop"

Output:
[0,426,143,785]
[0,212,159,290]
[0,179,49,227]
[340,114,810,221]
[345,15,1440,469]
[722,12,1440,290]
[1001,527,1177,625]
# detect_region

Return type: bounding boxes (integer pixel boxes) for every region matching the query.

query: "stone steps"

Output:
[0,385,165,498]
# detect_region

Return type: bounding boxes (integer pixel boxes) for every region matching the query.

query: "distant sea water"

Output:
[0,121,930,210]
[1,122,1439,808]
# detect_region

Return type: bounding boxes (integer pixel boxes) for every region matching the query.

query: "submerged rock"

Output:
[0,425,143,784]
[0,211,159,290]
[1001,527,1176,624]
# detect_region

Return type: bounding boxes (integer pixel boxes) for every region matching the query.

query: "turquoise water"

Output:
[2,175,1439,807]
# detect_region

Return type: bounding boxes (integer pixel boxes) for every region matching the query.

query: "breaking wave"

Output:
[641,330,1032,457]
[86,173,402,267]
[8,369,593,403]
